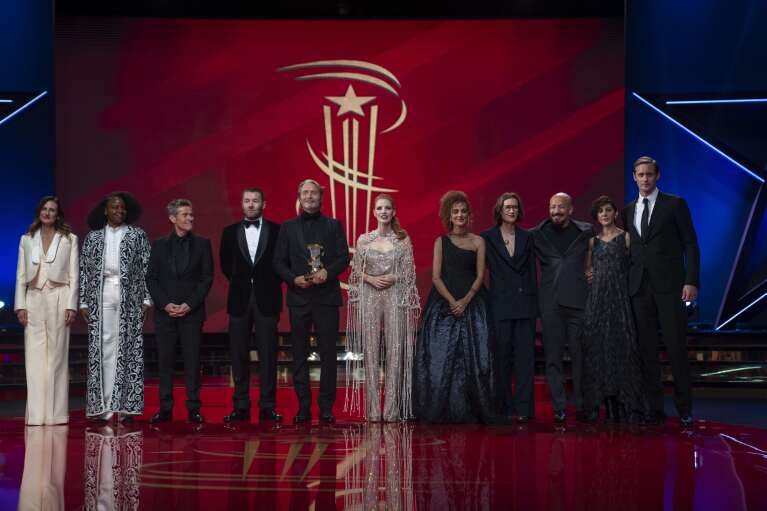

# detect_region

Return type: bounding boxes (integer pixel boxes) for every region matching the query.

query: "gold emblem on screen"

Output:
[278,60,407,242]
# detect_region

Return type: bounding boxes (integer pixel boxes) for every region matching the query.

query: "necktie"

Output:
[244,219,261,229]
[641,197,650,238]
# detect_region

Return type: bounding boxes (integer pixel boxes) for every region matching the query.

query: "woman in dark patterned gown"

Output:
[583,196,646,422]
[414,191,495,423]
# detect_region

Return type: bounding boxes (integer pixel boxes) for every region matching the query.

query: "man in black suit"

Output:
[220,188,283,423]
[532,193,595,423]
[481,193,538,422]
[273,179,349,424]
[622,156,700,427]
[146,199,213,424]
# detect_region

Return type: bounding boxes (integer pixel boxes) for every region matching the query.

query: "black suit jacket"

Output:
[146,232,214,321]
[481,225,538,320]
[219,219,282,317]
[273,214,350,307]
[621,191,700,296]
[532,219,594,312]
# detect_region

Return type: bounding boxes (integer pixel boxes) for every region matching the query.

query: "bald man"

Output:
[532,193,595,423]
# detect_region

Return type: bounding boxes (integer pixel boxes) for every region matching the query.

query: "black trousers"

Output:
[288,304,339,414]
[494,318,536,417]
[228,291,279,412]
[155,314,203,412]
[540,305,585,413]
[631,276,692,416]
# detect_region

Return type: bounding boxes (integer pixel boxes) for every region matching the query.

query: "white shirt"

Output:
[634,187,659,237]
[244,218,262,263]
[103,224,128,277]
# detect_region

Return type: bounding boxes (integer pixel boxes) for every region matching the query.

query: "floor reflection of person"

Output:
[17,425,68,511]
[85,427,143,511]
[345,194,420,422]
[14,196,78,426]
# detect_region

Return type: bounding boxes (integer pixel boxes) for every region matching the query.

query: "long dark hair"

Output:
[374,194,408,240]
[27,196,72,237]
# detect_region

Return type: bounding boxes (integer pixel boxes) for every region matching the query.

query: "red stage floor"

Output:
[1,380,766,510]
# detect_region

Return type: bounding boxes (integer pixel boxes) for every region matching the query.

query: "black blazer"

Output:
[219,219,282,317]
[532,219,594,312]
[480,225,538,320]
[146,232,214,321]
[273,214,350,307]
[621,191,700,296]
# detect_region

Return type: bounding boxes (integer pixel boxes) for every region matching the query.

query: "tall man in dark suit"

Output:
[481,192,538,422]
[622,156,700,427]
[146,199,214,424]
[273,179,349,424]
[220,188,283,423]
[532,193,595,423]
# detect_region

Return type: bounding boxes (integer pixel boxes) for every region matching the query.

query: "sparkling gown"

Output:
[582,233,647,422]
[413,235,495,423]
[345,232,421,421]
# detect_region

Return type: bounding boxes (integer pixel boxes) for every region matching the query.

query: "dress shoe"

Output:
[149,411,172,424]
[679,415,694,428]
[516,415,531,423]
[188,410,205,424]
[223,410,251,423]
[320,413,336,424]
[553,411,566,423]
[293,412,312,424]
[259,410,283,422]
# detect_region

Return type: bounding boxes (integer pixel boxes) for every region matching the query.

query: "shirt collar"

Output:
[638,187,659,204]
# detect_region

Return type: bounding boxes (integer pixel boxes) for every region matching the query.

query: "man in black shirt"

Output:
[532,193,594,422]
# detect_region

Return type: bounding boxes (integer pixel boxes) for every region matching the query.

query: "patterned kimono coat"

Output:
[79,225,151,416]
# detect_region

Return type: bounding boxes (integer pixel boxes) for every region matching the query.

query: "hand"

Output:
[585,269,593,285]
[65,309,76,326]
[294,275,313,289]
[682,285,698,302]
[16,309,28,327]
[450,298,468,317]
[142,304,150,314]
[164,303,182,317]
[380,274,396,288]
[79,308,89,322]
[176,303,192,317]
[313,268,328,284]
[365,275,393,290]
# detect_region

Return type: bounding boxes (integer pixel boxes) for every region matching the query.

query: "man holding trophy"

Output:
[273,179,350,424]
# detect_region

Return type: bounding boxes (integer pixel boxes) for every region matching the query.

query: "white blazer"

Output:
[15,230,79,311]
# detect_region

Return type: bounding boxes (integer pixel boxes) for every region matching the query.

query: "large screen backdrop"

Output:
[56,18,624,331]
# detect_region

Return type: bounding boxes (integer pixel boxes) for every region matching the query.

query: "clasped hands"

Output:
[164,303,191,318]
[294,268,328,289]
[449,297,470,318]
[364,273,396,290]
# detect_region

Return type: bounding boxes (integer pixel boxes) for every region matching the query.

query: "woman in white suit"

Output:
[14,196,78,426]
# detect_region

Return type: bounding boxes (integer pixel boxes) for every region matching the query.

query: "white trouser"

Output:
[101,276,121,414]
[24,285,70,425]
[17,425,68,511]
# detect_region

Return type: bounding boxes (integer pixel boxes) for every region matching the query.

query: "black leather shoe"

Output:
[320,413,336,424]
[223,410,250,423]
[293,412,312,424]
[259,410,283,422]
[516,415,531,423]
[188,410,205,424]
[149,411,172,424]
[679,415,694,427]
[553,411,566,423]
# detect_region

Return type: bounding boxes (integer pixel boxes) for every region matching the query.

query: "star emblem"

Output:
[325,84,375,117]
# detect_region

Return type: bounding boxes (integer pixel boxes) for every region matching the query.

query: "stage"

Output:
[1,377,765,510]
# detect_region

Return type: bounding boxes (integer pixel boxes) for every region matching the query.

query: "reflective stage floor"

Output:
[1,380,766,510]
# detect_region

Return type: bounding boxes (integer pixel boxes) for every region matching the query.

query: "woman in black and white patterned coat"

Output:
[79,191,151,423]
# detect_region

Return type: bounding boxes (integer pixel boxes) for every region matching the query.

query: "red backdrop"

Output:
[56,18,624,331]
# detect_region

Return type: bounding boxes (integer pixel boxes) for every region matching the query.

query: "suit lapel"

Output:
[645,193,668,241]
[236,223,252,267]
[167,237,178,278]
[253,220,269,265]
[489,227,513,265]
[564,222,590,255]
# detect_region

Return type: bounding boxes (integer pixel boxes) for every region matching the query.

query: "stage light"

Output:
[666,98,767,105]
[0,99,13,103]
[716,290,767,330]
[0,90,48,128]
[0,301,5,309]
[632,92,765,183]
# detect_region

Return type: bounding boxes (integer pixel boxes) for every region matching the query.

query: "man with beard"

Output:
[273,179,349,424]
[532,193,594,423]
[219,188,283,423]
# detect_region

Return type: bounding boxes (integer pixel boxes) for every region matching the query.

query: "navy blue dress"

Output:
[413,236,495,423]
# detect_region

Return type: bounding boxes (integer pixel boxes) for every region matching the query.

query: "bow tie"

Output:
[244,219,261,229]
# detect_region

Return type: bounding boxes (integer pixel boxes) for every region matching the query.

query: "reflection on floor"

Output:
[1,382,766,510]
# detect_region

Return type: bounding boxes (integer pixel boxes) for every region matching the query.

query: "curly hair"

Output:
[27,196,72,237]
[590,195,618,220]
[87,191,143,230]
[439,190,471,230]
